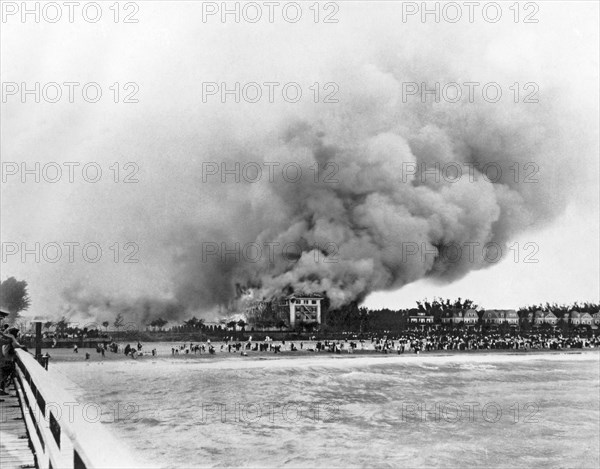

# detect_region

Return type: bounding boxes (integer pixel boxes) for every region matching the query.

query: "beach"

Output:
[46,348,600,468]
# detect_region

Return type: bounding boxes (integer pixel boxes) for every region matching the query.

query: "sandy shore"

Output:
[44,346,600,371]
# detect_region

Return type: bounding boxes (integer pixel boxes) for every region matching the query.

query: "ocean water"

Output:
[54,352,600,468]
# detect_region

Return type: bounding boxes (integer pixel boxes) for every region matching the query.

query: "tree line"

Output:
[2,276,597,336]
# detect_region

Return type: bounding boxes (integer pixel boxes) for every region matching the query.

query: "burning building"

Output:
[281,294,323,327]
[244,293,324,329]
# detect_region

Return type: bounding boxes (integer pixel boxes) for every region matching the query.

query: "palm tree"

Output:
[184,317,199,330]
[150,318,168,331]
[113,313,124,332]
[55,317,68,335]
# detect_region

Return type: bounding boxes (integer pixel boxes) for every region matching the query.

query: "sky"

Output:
[1,1,598,321]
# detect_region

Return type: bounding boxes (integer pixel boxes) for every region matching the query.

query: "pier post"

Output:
[35,321,42,360]
[33,321,50,369]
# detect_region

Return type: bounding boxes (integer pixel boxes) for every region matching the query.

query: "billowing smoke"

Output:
[3,4,596,323]
[60,282,183,326]
[171,80,570,311]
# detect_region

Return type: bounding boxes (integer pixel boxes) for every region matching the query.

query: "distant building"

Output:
[580,312,593,326]
[482,311,498,324]
[593,312,600,327]
[463,309,479,325]
[409,311,434,324]
[500,310,519,325]
[482,309,519,326]
[532,311,558,326]
[28,316,54,332]
[439,309,477,326]
[544,312,558,325]
[533,310,546,325]
[203,321,225,329]
[283,294,323,327]
[246,293,323,328]
[441,311,453,324]
[452,311,464,324]
[483,310,518,325]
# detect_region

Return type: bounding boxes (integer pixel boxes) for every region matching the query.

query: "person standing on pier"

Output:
[0,321,24,398]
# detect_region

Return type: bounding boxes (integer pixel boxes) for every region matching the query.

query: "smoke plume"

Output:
[171,84,570,312]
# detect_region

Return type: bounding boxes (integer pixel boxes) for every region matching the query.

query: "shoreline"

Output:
[46,346,600,370]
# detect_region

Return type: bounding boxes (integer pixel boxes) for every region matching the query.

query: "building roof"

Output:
[409,311,433,317]
[483,310,518,318]
[533,310,561,319]
[0,309,9,318]
[29,315,53,322]
[286,293,323,299]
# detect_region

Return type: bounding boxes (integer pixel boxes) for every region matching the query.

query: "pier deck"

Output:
[0,382,37,469]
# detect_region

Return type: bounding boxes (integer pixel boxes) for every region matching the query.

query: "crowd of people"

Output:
[366,331,600,353]
[100,330,600,359]
[104,341,158,358]
[314,332,600,354]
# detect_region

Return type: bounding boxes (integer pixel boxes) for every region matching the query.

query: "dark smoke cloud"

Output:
[169,83,571,312]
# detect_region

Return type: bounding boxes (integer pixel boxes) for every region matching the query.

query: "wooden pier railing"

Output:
[13,349,147,469]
